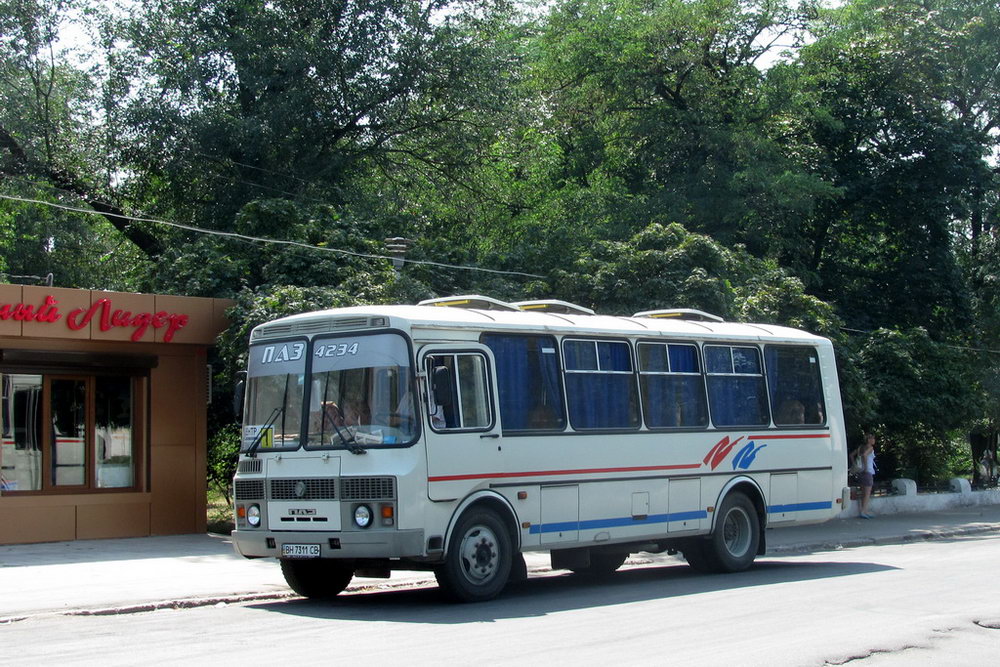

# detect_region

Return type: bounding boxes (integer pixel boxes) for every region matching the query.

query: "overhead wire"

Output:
[0,193,545,279]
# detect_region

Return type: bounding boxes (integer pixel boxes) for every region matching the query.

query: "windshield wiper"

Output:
[331,422,367,455]
[246,407,283,458]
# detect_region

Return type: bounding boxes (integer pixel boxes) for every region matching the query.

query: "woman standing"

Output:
[854,434,877,519]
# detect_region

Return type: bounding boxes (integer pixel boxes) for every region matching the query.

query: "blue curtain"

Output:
[483,334,565,430]
[708,376,768,426]
[483,335,528,429]
[566,341,638,429]
[641,376,707,427]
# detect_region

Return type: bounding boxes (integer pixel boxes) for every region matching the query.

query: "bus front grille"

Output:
[270,478,337,500]
[341,476,396,500]
[234,479,264,500]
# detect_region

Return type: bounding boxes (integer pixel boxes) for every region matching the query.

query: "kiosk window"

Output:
[1,373,139,493]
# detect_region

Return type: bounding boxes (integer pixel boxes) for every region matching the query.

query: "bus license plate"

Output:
[281,543,320,559]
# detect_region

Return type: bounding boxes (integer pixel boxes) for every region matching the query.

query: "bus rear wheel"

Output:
[435,508,512,602]
[684,491,760,573]
[280,558,354,599]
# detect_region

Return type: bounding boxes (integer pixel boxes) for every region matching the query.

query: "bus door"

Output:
[420,346,502,501]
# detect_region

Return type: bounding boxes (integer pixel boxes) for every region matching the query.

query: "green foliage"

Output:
[3,0,1000,485]
[855,328,982,483]
[549,223,739,316]
[207,422,241,506]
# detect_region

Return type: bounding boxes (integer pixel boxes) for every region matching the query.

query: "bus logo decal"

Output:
[704,435,745,470]
[732,441,767,470]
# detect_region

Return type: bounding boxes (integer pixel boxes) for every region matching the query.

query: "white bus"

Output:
[231,296,848,602]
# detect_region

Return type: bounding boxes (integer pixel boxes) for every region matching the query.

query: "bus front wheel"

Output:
[436,507,513,602]
[280,558,354,599]
[684,492,760,573]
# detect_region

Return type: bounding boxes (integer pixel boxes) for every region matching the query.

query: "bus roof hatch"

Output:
[632,308,724,323]
[417,295,521,311]
[511,300,596,315]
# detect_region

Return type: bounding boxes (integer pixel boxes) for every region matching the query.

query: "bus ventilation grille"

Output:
[340,477,396,500]
[253,317,374,340]
[234,479,264,500]
[238,459,263,474]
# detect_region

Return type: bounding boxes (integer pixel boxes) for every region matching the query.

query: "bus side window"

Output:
[563,338,640,430]
[482,333,566,432]
[638,342,708,429]
[705,345,769,427]
[426,354,492,431]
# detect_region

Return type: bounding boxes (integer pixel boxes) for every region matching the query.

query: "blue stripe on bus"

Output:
[528,510,709,534]
[527,503,831,535]
[766,501,833,513]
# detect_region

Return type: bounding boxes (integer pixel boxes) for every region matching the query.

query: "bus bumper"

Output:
[231,528,427,560]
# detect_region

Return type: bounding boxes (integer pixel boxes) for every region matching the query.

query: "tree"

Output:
[0,0,164,255]
[103,1,523,284]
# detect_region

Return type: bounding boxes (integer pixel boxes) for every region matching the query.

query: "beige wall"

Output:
[0,286,231,544]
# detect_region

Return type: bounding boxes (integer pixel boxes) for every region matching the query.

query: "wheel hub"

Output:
[723,507,752,557]
[460,527,498,582]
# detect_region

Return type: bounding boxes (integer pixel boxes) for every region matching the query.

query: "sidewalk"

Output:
[3,504,999,621]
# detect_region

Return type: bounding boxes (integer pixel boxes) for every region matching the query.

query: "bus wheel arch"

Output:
[685,480,765,573]
[715,478,767,541]
[436,492,519,602]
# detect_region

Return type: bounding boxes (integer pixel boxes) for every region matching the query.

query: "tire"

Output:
[681,539,715,573]
[280,558,354,599]
[684,492,760,574]
[570,551,628,578]
[435,508,513,602]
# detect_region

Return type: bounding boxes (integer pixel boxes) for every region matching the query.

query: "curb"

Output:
[766,523,1000,554]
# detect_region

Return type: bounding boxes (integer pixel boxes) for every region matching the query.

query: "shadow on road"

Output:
[248,558,898,623]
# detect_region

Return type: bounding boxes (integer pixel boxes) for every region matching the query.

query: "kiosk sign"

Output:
[0,294,190,342]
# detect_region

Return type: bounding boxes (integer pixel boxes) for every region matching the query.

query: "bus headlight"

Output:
[354,504,373,529]
[247,504,261,527]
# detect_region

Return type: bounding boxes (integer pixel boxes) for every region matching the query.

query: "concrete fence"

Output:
[838,478,1000,519]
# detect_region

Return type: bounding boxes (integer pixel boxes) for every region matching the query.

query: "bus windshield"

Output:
[244,340,307,452]
[306,332,417,449]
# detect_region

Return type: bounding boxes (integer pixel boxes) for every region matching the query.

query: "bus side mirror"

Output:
[431,366,454,408]
[233,371,247,420]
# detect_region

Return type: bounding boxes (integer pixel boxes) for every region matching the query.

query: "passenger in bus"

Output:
[343,400,370,427]
[776,399,806,424]
[309,401,344,433]
[390,390,414,429]
[528,404,558,429]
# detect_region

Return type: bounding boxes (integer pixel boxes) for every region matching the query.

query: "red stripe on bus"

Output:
[428,463,702,483]
[747,433,831,440]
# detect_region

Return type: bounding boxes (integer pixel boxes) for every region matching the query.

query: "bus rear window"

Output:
[765,346,825,426]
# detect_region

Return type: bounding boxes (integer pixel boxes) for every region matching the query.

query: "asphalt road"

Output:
[4,534,999,666]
